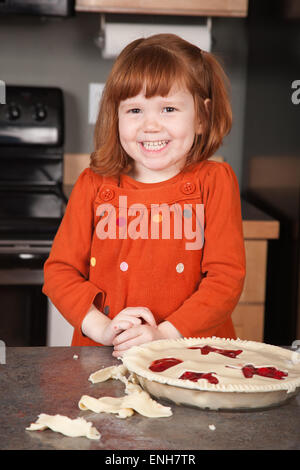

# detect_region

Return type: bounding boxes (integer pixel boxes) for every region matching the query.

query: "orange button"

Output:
[181,182,196,195]
[100,188,115,201]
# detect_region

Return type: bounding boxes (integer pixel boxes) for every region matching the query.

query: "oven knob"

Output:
[6,104,21,120]
[33,105,47,121]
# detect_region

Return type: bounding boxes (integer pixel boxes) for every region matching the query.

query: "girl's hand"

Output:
[112,320,183,357]
[102,306,157,345]
[112,324,164,357]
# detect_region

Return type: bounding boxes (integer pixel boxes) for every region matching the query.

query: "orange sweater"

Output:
[43,160,246,346]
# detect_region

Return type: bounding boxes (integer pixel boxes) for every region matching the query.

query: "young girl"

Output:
[43,34,246,357]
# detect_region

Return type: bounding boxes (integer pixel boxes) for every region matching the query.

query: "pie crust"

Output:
[121,337,300,410]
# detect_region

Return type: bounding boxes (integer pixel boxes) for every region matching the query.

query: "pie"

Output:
[121,337,300,410]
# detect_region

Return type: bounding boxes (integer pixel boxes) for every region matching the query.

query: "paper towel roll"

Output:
[101,21,211,59]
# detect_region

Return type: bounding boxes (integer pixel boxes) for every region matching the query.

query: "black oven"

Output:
[0,0,75,17]
[0,85,65,346]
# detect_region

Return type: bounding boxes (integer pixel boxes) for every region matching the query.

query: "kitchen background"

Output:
[0,0,299,347]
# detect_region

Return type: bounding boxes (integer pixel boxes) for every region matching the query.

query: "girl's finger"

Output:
[112,349,125,358]
[122,308,157,328]
[113,333,143,352]
[113,325,140,346]
[112,320,133,332]
[113,316,141,331]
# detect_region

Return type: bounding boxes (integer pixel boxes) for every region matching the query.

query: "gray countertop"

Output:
[1,346,300,450]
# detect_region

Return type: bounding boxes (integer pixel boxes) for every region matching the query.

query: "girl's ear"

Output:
[196,98,211,135]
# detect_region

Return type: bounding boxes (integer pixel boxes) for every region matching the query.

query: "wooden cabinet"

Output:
[232,240,268,342]
[232,202,279,342]
[75,0,248,17]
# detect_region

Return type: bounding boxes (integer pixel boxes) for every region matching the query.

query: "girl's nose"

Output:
[143,113,162,132]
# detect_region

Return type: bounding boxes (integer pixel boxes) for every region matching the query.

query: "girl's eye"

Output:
[163,107,176,113]
[128,108,141,114]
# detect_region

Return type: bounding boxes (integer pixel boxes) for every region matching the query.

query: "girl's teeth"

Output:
[142,140,168,150]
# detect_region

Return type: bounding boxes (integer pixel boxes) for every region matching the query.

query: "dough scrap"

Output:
[123,389,172,418]
[26,363,172,442]
[78,388,172,418]
[79,395,134,418]
[26,413,101,440]
[124,380,143,395]
[83,364,172,418]
[88,364,128,384]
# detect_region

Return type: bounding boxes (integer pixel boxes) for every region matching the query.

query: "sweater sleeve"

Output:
[165,162,246,338]
[42,168,105,331]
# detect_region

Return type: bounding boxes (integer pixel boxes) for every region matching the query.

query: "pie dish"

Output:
[121,337,300,410]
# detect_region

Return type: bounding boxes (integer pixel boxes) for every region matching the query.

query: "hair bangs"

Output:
[115,45,189,103]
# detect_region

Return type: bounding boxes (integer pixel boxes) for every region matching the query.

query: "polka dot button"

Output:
[181,182,196,195]
[90,257,96,267]
[176,263,184,273]
[100,188,115,201]
[120,261,128,272]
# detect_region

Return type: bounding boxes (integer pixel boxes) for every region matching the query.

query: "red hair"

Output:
[90,34,232,176]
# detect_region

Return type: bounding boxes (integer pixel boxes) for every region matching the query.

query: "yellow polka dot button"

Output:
[90,257,96,267]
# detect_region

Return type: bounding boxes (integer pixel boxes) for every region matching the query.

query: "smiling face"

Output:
[118,86,201,182]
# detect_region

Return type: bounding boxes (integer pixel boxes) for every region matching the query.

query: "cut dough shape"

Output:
[88,364,128,384]
[83,364,172,418]
[79,395,134,418]
[26,413,101,440]
[78,387,172,418]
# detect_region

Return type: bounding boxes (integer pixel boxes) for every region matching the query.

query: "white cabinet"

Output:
[47,299,74,346]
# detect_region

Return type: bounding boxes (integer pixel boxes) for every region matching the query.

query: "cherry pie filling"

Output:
[149,357,219,384]
[179,371,219,384]
[148,346,288,385]
[149,358,183,372]
[189,345,243,358]
[242,364,288,380]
